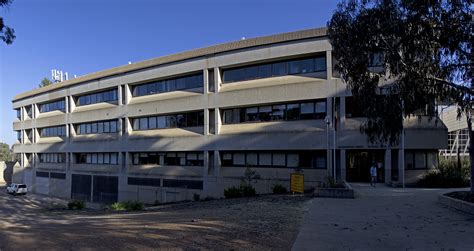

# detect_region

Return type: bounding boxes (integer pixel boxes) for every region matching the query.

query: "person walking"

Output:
[370,163,377,187]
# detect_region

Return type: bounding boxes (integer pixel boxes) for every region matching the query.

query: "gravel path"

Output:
[0,189,311,250]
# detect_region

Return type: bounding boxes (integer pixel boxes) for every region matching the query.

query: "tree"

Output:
[0,142,12,162]
[0,0,15,44]
[39,77,53,88]
[327,0,473,192]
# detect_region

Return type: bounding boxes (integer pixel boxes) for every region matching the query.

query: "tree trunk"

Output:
[467,113,474,194]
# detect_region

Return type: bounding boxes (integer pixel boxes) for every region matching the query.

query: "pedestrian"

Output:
[370,163,377,187]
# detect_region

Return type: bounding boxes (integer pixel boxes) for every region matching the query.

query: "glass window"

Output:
[315,156,326,169]
[272,62,287,76]
[104,121,110,133]
[271,105,285,121]
[148,117,157,129]
[427,152,437,169]
[415,152,426,169]
[98,153,104,164]
[86,154,92,164]
[177,114,186,128]
[233,153,245,166]
[166,115,177,128]
[300,102,315,119]
[91,123,98,133]
[287,154,299,167]
[315,101,326,113]
[246,153,258,166]
[245,107,259,122]
[314,57,326,71]
[111,153,118,164]
[187,113,198,127]
[258,106,272,122]
[157,116,166,128]
[98,122,104,133]
[103,153,110,164]
[289,58,314,74]
[133,119,139,130]
[258,153,272,166]
[272,153,286,166]
[258,64,272,78]
[405,152,414,169]
[286,104,300,120]
[176,78,186,90]
[139,118,148,130]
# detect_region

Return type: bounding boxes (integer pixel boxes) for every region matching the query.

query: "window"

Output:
[163,179,203,190]
[222,55,326,83]
[36,171,49,178]
[75,153,118,165]
[131,152,204,166]
[132,111,204,131]
[76,120,118,135]
[39,153,66,163]
[16,109,21,119]
[77,89,118,106]
[39,100,65,113]
[220,151,326,169]
[40,125,66,137]
[221,100,326,124]
[25,106,32,118]
[50,172,66,179]
[132,73,204,97]
[208,69,215,92]
[128,177,161,187]
[16,131,21,141]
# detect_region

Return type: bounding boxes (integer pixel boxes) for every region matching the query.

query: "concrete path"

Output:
[292,183,474,251]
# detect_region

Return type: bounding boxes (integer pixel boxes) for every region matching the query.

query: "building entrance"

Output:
[346,150,385,182]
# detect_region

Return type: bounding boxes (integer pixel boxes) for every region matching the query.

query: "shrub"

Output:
[193,193,201,201]
[67,200,85,210]
[418,159,470,188]
[240,184,257,197]
[110,201,144,211]
[224,186,243,199]
[272,184,287,194]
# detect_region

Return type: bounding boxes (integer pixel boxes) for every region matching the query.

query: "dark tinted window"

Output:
[220,151,326,169]
[128,177,161,187]
[40,125,66,137]
[77,89,117,106]
[163,179,203,190]
[76,120,118,135]
[50,172,66,179]
[39,100,65,113]
[132,111,204,131]
[222,55,326,83]
[132,73,203,97]
[36,171,49,178]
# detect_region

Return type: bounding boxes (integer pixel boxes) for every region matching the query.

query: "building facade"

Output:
[12,27,447,203]
[439,106,470,159]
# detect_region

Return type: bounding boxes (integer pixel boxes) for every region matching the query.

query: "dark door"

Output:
[71,174,92,202]
[346,150,385,182]
[93,175,118,203]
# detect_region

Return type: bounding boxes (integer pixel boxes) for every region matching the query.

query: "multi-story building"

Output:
[12,27,447,203]
[439,106,470,158]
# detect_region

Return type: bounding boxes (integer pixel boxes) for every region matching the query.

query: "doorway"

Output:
[346,150,385,182]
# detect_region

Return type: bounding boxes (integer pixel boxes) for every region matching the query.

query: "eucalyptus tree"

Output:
[0,0,15,44]
[327,0,472,192]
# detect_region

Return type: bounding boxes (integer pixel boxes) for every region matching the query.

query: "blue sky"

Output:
[0,0,338,146]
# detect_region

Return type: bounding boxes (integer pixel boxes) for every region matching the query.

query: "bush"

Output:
[110,201,144,211]
[418,158,470,188]
[240,184,257,197]
[67,200,85,210]
[224,186,243,199]
[272,184,287,194]
[193,193,201,201]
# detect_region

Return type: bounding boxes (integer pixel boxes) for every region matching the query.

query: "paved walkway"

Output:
[292,183,474,250]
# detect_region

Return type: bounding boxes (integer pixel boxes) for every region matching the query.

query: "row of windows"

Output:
[220,151,327,169]
[76,120,118,135]
[75,153,119,165]
[132,111,204,131]
[222,55,326,83]
[223,100,326,124]
[39,100,65,113]
[405,151,438,169]
[77,89,118,106]
[39,153,66,163]
[40,126,66,137]
[36,171,66,180]
[127,177,203,190]
[132,152,204,166]
[132,73,204,97]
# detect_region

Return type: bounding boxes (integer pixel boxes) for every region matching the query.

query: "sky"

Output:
[0,0,339,146]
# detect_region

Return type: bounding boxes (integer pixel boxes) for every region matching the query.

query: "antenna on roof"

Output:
[128,61,132,65]
[241,37,246,40]
[51,69,71,82]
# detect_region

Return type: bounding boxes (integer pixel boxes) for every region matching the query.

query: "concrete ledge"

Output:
[313,181,354,199]
[438,193,474,215]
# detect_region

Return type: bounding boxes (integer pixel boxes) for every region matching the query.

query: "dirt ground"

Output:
[0,189,311,250]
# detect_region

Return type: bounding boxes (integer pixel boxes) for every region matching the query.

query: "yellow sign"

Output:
[290,173,304,193]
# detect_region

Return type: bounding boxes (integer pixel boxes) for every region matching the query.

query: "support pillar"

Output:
[340,149,346,181]
[384,149,392,184]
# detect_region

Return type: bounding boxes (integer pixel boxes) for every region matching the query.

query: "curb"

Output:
[438,193,474,215]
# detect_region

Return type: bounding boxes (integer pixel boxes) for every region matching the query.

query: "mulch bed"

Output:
[445,191,474,203]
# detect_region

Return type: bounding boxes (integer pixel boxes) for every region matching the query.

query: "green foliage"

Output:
[193,193,200,201]
[0,142,12,162]
[418,159,470,188]
[39,77,53,88]
[224,186,243,199]
[110,201,144,211]
[67,200,85,210]
[0,0,15,44]
[327,1,472,146]
[272,184,287,194]
[240,184,257,197]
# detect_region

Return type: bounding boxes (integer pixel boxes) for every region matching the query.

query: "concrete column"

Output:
[118,118,123,137]
[326,50,332,80]
[69,96,76,113]
[67,153,72,171]
[124,152,130,172]
[124,84,132,105]
[65,96,69,114]
[33,104,39,118]
[203,69,209,95]
[204,109,210,136]
[118,85,123,106]
[398,149,404,186]
[340,96,346,129]
[340,149,346,181]
[118,152,125,173]
[203,150,210,176]
[384,149,392,184]
[213,150,220,177]
[124,117,131,137]
[214,108,222,135]
[214,67,221,93]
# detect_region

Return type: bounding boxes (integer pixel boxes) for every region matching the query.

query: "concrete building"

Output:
[12,27,447,203]
[439,106,470,159]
